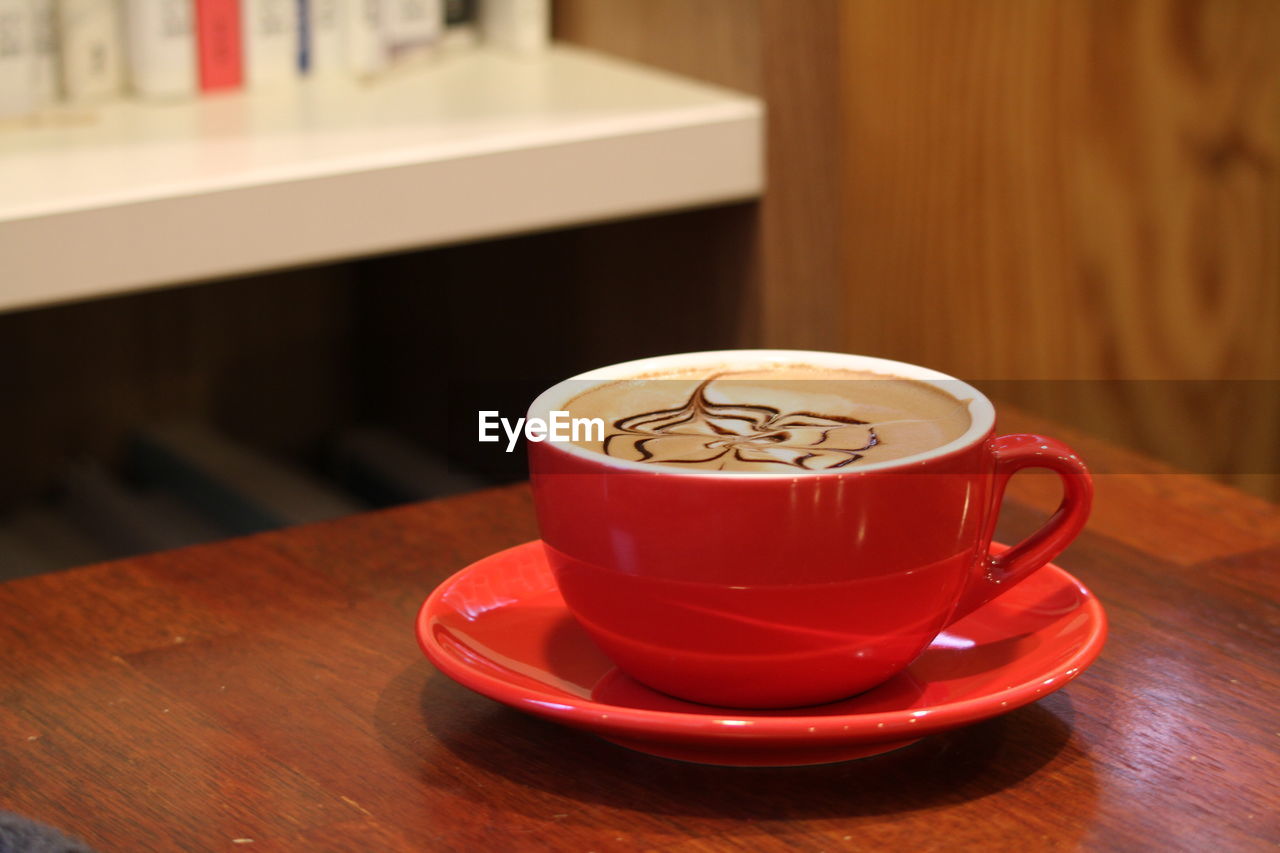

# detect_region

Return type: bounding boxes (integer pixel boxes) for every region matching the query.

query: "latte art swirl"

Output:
[604,378,880,470]
[565,365,972,473]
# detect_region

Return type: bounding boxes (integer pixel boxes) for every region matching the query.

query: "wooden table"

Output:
[2,413,1277,852]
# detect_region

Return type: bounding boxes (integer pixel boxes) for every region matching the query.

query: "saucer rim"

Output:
[416,540,1107,746]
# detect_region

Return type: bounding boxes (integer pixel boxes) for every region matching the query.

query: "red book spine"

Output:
[195,0,243,91]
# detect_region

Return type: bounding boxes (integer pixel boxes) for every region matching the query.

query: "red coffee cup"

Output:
[528,350,1092,708]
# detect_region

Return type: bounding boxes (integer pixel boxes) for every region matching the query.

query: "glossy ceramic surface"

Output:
[417,540,1107,766]
[528,350,1092,707]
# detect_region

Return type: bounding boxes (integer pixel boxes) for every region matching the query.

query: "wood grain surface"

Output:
[839,0,1278,382]
[2,418,1277,851]
[757,0,848,351]
[835,0,1279,498]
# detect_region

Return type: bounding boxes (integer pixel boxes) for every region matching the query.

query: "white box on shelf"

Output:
[301,0,343,76]
[31,0,56,106]
[384,0,441,63]
[480,0,548,57]
[124,0,198,99]
[242,0,298,88]
[342,0,386,78]
[57,0,125,102]
[0,0,36,119]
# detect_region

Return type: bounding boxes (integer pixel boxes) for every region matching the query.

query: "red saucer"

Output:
[416,541,1107,766]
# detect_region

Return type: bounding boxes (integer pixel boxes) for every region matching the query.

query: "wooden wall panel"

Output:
[758,0,847,350]
[836,0,1279,496]
[838,0,1278,381]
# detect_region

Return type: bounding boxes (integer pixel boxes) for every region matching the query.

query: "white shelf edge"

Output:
[0,46,763,313]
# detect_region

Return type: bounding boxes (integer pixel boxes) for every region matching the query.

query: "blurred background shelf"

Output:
[0,45,762,313]
[0,0,1274,583]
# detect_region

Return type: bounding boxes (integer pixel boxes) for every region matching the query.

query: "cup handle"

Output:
[949,434,1094,622]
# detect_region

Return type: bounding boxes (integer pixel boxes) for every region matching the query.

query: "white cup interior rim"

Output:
[527,349,996,477]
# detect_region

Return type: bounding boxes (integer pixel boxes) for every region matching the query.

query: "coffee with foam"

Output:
[564,365,971,472]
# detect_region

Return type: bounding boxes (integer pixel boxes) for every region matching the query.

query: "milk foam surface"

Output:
[565,365,972,472]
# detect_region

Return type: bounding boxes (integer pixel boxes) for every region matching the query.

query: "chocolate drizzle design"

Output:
[602,377,880,470]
